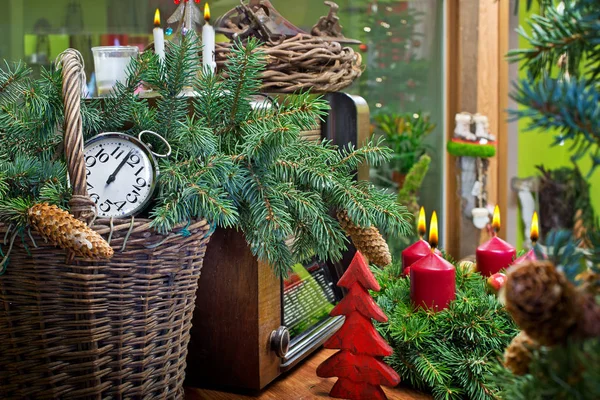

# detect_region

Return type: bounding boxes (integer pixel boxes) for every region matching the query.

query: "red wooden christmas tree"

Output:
[317,252,400,400]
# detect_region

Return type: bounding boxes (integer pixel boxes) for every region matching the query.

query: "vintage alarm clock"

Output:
[83,131,171,218]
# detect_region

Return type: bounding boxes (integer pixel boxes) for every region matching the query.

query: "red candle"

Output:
[402,240,442,271]
[410,212,456,311]
[476,206,516,276]
[512,249,537,265]
[402,239,431,270]
[402,207,441,273]
[513,211,541,266]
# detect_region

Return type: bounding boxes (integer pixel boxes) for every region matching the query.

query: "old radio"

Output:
[185,92,370,391]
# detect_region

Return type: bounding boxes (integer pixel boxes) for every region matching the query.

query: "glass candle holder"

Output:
[92,46,139,97]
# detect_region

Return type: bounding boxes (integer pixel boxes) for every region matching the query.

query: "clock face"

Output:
[83,135,156,218]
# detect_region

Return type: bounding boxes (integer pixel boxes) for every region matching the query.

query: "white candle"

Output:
[153,8,165,63]
[202,3,216,74]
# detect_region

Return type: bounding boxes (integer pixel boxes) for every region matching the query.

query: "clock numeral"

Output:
[99,201,111,213]
[85,169,94,189]
[110,147,124,159]
[126,193,139,204]
[85,156,97,168]
[134,166,144,176]
[126,154,141,168]
[99,199,127,213]
[95,148,110,164]
[113,200,127,211]
[133,177,147,192]
[126,178,147,204]
[90,193,100,204]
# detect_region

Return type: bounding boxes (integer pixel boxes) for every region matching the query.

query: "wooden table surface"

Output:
[185,348,432,400]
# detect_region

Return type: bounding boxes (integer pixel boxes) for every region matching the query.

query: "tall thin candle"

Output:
[202,3,216,74]
[153,9,165,62]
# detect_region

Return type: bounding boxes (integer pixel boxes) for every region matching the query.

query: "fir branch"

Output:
[39,181,71,208]
[250,92,329,132]
[180,184,238,226]
[0,61,31,107]
[358,181,413,236]
[220,38,265,129]
[0,71,63,161]
[173,117,219,159]
[508,2,600,79]
[414,352,451,386]
[149,35,200,141]
[0,173,8,199]
[0,197,33,227]
[278,184,347,262]
[509,75,600,174]
[194,70,225,131]
[241,121,299,165]
[332,136,393,172]
[245,162,293,236]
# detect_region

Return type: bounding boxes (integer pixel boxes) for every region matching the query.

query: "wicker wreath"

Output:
[216,34,362,94]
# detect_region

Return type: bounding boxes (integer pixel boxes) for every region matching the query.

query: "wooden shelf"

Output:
[185,348,432,400]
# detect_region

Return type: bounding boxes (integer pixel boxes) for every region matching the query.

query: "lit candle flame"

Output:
[429,211,438,250]
[154,8,161,27]
[492,205,501,233]
[530,211,539,243]
[204,3,211,22]
[417,207,426,238]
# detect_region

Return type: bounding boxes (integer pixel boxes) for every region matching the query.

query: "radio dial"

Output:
[270,326,290,358]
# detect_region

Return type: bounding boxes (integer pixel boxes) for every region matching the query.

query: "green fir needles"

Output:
[373,263,519,400]
[508,0,600,174]
[0,35,411,276]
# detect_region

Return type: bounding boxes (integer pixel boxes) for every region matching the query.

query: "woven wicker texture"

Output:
[216,34,362,93]
[0,51,211,399]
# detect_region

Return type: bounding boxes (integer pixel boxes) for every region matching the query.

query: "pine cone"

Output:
[28,203,113,259]
[503,331,539,376]
[504,261,581,346]
[337,210,391,267]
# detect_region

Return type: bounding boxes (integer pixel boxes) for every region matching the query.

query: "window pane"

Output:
[2,0,444,243]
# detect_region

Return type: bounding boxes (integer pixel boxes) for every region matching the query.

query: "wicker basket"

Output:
[0,52,212,399]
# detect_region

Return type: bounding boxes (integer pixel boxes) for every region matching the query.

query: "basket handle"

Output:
[60,50,96,222]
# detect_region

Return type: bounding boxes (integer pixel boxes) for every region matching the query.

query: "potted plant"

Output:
[372,112,435,188]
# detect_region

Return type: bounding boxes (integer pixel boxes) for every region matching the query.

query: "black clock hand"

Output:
[106,150,134,185]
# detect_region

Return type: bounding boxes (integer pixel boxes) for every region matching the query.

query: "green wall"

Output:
[516,1,600,248]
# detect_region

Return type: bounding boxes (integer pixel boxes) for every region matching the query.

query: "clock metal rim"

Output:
[83,132,160,219]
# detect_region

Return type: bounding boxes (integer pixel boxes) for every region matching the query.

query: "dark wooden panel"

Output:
[257,259,283,388]
[186,229,266,390]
